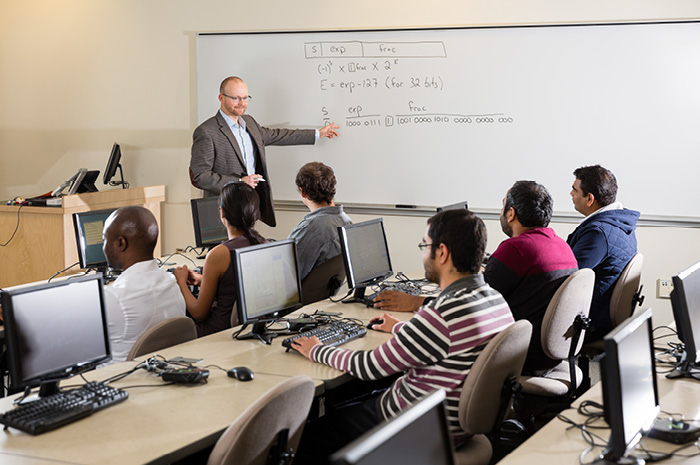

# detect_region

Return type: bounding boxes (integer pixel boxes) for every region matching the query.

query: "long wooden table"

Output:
[0,297,411,465]
[497,342,700,465]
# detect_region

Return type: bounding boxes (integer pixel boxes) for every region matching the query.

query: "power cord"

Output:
[0,204,23,247]
[47,262,80,282]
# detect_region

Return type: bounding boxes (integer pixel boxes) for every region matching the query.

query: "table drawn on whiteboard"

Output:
[306,40,515,127]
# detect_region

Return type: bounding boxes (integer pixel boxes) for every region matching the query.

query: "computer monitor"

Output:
[233,239,303,344]
[103,142,129,188]
[597,307,659,464]
[338,219,393,304]
[191,197,228,253]
[667,260,700,379]
[331,389,455,465]
[436,201,468,212]
[72,208,117,272]
[0,274,112,398]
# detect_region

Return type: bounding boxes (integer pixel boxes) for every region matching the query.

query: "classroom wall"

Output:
[2,1,700,325]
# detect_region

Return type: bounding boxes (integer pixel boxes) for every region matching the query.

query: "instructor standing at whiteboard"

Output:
[190,76,339,227]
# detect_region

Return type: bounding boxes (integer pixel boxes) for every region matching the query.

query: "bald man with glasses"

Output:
[190,76,339,227]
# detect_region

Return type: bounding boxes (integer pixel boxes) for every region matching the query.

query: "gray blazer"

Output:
[189,112,315,227]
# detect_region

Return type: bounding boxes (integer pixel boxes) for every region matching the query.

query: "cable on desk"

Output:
[560,406,700,465]
[329,288,353,303]
[47,262,80,283]
[637,438,700,462]
[157,251,198,268]
[0,204,23,247]
[182,245,206,256]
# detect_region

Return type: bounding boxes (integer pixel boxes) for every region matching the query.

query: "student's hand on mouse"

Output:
[372,313,399,333]
[373,290,423,312]
[292,336,322,360]
[319,122,339,139]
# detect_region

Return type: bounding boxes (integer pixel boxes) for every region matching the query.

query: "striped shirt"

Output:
[310,274,514,443]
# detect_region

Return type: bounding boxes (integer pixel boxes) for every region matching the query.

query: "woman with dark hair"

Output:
[174,183,265,337]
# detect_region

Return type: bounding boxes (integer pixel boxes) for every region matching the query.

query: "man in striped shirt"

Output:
[293,209,514,463]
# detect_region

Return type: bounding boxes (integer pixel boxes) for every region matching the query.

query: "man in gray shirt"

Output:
[288,162,352,280]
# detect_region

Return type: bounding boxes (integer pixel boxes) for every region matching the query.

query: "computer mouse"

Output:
[227,366,254,381]
[367,318,384,329]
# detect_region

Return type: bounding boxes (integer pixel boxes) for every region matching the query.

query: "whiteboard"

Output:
[197,23,700,218]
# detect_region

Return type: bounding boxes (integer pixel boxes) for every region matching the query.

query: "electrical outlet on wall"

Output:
[656,279,674,299]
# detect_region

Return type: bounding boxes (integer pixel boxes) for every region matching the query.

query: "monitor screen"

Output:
[103,142,127,187]
[72,208,117,270]
[338,219,392,292]
[668,260,700,379]
[191,197,228,248]
[600,307,659,462]
[0,274,112,396]
[233,239,303,343]
[331,389,455,465]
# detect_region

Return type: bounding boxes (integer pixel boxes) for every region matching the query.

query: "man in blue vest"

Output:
[567,165,640,341]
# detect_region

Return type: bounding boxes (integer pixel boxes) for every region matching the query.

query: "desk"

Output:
[0,298,410,464]
[498,371,700,464]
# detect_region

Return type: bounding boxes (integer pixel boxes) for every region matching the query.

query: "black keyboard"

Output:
[0,382,128,435]
[282,321,367,351]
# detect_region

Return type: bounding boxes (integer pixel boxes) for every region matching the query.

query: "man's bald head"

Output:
[103,206,158,271]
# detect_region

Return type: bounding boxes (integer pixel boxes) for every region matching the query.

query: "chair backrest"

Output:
[207,375,315,465]
[126,316,197,361]
[541,268,595,361]
[608,253,644,327]
[458,320,533,435]
[300,254,346,305]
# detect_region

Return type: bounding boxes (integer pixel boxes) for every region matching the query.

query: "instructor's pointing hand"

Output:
[319,123,339,140]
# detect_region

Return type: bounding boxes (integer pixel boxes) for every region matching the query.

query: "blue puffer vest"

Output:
[567,208,640,341]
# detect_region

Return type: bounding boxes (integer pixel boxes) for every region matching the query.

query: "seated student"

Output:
[174,183,265,337]
[102,206,186,363]
[484,181,578,373]
[568,165,640,341]
[373,181,578,373]
[288,161,351,280]
[292,209,514,463]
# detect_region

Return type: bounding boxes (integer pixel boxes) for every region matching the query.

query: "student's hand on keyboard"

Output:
[292,336,322,359]
[373,290,423,312]
[186,267,202,286]
[370,313,400,333]
[173,266,201,286]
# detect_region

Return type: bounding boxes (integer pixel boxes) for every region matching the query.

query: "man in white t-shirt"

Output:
[102,206,186,363]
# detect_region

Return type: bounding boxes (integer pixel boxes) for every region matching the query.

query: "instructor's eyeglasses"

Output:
[222,94,252,103]
[418,241,436,251]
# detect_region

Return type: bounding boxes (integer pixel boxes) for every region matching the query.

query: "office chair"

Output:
[207,375,315,465]
[126,316,197,361]
[514,269,594,432]
[454,320,532,465]
[301,254,346,305]
[579,253,645,389]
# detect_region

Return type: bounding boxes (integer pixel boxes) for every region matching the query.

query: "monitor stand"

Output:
[236,321,279,345]
[591,455,644,465]
[665,358,700,380]
[94,266,121,283]
[341,286,375,306]
[17,381,61,405]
